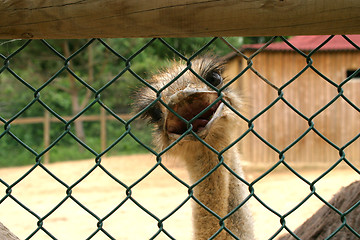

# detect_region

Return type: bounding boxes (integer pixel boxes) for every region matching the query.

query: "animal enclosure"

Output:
[1,35,359,240]
[1,1,360,240]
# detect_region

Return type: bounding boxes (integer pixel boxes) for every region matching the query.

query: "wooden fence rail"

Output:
[1,0,360,39]
[8,110,131,163]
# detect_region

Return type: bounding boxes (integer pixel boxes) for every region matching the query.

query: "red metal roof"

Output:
[241,35,360,51]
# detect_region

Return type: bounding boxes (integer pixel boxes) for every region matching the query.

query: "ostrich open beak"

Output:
[165,90,225,140]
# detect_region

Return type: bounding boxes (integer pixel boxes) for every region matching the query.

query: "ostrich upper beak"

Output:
[164,90,225,140]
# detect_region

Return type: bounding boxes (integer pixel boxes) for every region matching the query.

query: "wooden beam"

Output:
[100,107,107,153]
[43,110,50,164]
[8,114,132,125]
[1,0,360,39]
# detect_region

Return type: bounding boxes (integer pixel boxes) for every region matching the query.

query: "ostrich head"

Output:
[134,57,243,153]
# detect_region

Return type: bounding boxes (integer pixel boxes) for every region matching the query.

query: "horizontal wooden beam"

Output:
[8,114,132,125]
[1,0,360,39]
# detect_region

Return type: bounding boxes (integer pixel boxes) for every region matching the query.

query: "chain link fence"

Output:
[0,36,359,239]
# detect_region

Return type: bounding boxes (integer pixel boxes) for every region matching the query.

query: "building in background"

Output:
[225,35,360,166]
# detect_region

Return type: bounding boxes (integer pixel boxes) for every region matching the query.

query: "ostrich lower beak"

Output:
[165,90,225,140]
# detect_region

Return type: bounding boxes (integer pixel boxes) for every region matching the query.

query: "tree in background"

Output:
[0,37,268,165]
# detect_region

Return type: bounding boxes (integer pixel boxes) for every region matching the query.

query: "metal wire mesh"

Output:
[0,36,359,239]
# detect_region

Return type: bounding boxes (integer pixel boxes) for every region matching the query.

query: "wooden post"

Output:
[43,110,50,164]
[100,107,107,153]
[0,0,360,39]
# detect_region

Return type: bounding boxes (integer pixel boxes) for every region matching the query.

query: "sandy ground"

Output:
[0,154,359,240]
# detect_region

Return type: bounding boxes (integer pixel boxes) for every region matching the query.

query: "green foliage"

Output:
[0,37,266,167]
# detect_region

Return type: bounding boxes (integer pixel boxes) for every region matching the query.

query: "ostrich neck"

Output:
[181,142,254,240]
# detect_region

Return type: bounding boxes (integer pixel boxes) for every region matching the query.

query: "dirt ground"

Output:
[0,154,359,240]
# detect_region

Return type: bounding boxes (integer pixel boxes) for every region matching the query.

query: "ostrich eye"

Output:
[145,104,162,123]
[205,71,223,87]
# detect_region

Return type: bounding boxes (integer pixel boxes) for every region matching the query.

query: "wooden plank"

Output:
[43,111,50,164]
[100,107,106,153]
[8,114,132,125]
[1,0,360,39]
[10,117,45,124]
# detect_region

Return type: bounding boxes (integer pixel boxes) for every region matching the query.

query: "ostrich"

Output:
[134,57,254,239]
